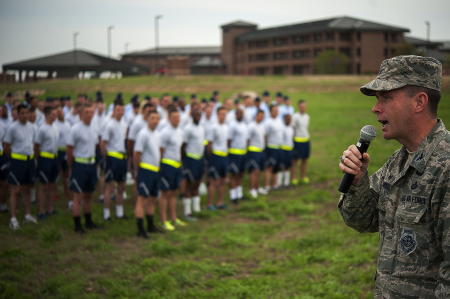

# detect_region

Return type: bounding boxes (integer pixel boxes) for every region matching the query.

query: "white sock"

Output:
[11,217,17,222]
[25,214,32,219]
[1,204,7,211]
[103,208,110,219]
[193,196,201,212]
[183,197,192,215]
[276,173,283,187]
[284,171,291,186]
[68,201,73,208]
[30,188,36,201]
[237,186,243,199]
[265,185,270,191]
[229,188,236,200]
[99,194,104,200]
[116,205,124,218]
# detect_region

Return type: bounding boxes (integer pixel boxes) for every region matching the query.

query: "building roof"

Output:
[122,46,221,57]
[221,20,258,29]
[404,36,443,47]
[236,16,410,43]
[190,56,226,68]
[438,41,450,52]
[3,50,148,74]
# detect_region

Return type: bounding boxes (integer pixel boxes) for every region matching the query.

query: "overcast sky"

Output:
[1,0,449,71]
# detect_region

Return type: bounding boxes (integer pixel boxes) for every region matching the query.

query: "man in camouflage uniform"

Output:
[338,55,449,298]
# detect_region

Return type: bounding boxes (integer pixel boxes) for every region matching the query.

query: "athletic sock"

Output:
[103,208,110,220]
[146,214,154,230]
[237,186,243,199]
[193,196,201,212]
[136,218,145,233]
[85,213,93,225]
[116,205,124,218]
[229,188,236,201]
[74,216,82,230]
[183,197,192,215]
[284,171,291,186]
[265,186,271,191]
[24,213,32,219]
[276,173,283,187]
[11,217,17,222]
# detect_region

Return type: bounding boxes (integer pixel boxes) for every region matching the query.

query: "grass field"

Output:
[1,75,450,299]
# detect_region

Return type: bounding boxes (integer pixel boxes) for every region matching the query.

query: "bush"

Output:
[314,50,349,74]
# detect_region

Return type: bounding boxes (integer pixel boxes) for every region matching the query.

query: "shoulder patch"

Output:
[411,182,418,190]
[400,228,417,256]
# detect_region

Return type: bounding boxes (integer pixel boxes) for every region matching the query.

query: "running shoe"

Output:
[291,179,299,185]
[24,215,38,224]
[116,215,129,220]
[148,226,164,234]
[216,203,230,210]
[258,187,269,195]
[137,231,149,239]
[46,210,58,216]
[161,221,175,231]
[173,218,187,227]
[230,199,239,205]
[207,205,216,212]
[302,177,310,184]
[9,218,20,230]
[183,214,197,222]
[37,213,47,220]
[250,189,258,198]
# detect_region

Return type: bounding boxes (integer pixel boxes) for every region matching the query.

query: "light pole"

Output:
[73,32,79,79]
[108,25,114,58]
[425,21,430,53]
[124,42,130,54]
[155,15,163,73]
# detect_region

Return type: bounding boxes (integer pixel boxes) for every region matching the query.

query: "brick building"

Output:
[221,16,409,75]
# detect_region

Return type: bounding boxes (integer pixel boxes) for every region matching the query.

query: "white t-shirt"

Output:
[183,122,205,156]
[54,119,71,149]
[228,121,248,150]
[67,122,98,158]
[160,125,183,162]
[247,121,265,149]
[243,106,257,124]
[0,120,7,152]
[128,114,146,141]
[134,127,160,166]
[283,125,294,148]
[292,112,310,139]
[208,122,228,153]
[200,115,217,142]
[65,112,80,127]
[225,110,236,125]
[34,123,59,154]
[101,118,127,153]
[265,117,284,146]
[3,121,35,155]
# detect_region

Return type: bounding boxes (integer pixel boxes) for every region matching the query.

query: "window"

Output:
[293,50,310,59]
[273,38,288,46]
[293,35,310,44]
[273,52,288,60]
[314,33,322,42]
[224,29,229,34]
[273,66,285,75]
[248,42,253,49]
[255,54,269,61]
[357,32,361,42]
[256,67,268,75]
[314,48,322,57]
[256,40,268,48]
[357,48,361,57]
[392,33,398,42]
[384,33,388,42]
[384,48,388,58]
[293,65,305,75]
[391,48,395,57]
[357,63,361,75]
[248,55,253,62]
[326,32,334,41]
[340,48,351,57]
[340,32,351,41]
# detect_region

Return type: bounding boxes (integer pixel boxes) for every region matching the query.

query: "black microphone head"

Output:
[360,125,377,142]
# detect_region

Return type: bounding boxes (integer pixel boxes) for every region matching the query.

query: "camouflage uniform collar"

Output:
[405,119,446,172]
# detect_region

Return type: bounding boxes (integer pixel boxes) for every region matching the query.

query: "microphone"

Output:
[338,125,377,193]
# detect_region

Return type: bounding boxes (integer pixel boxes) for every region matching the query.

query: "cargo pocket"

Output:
[395,207,430,265]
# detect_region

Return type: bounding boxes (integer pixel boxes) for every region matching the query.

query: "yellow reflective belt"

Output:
[57,146,66,152]
[186,152,203,160]
[212,150,228,157]
[139,162,159,172]
[294,137,310,143]
[74,157,95,164]
[229,148,247,155]
[203,140,208,145]
[267,144,280,149]
[248,146,263,152]
[0,150,3,156]
[11,153,34,161]
[40,152,57,159]
[107,152,127,160]
[161,158,181,168]
[281,145,294,151]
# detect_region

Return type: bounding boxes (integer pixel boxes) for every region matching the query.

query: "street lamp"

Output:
[424,21,430,53]
[108,25,115,58]
[155,15,163,73]
[73,32,79,79]
[124,42,130,54]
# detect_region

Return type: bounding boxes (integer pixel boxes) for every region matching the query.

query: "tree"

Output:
[314,50,349,74]
[394,43,426,57]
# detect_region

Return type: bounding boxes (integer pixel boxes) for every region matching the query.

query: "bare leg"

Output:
[144,196,157,215]
[264,167,273,188]
[103,181,114,210]
[116,182,125,206]
[135,196,147,219]
[47,183,56,213]
[168,190,177,221]
[9,185,20,218]
[159,191,169,223]
[272,173,278,187]
[207,178,217,206]
[83,192,92,214]
[217,177,226,206]
[301,159,308,179]
[21,185,31,215]
[38,183,48,214]
[72,192,83,217]
[291,159,298,182]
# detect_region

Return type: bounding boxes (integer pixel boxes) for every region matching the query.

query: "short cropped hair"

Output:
[168,109,179,116]
[217,107,227,113]
[80,103,94,112]
[43,106,55,116]
[114,99,124,107]
[269,105,277,112]
[257,109,265,114]
[298,100,306,105]
[17,104,28,113]
[402,85,441,118]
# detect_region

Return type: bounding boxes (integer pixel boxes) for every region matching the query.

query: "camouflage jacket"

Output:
[338,120,450,299]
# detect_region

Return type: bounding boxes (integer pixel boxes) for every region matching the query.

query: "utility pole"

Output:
[108,25,114,58]
[425,21,430,54]
[124,42,129,54]
[73,32,79,79]
[155,15,163,73]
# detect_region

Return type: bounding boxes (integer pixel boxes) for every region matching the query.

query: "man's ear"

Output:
[414,92,428,114]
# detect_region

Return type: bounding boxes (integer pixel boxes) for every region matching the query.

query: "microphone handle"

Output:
[338,138,371,193]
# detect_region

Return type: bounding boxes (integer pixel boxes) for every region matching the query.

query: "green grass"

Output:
[0,75,449,298]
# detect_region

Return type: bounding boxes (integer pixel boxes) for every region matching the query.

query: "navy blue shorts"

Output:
[160,163,182,191]
[246,151,265,172]
[280,149,293,170]
[8,157,35,186]
[69,162,98,193]
[293,141,310,159]
[137,167,159,197]
[0,154,9,181]
[104,156,127,183]
[37,156,60,184]
[264,148,281,168]
[57,150,69,171]
[208,154,228,179]
[228,153,247,174]
[95,150,104,169]
[183,156,205,182]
